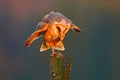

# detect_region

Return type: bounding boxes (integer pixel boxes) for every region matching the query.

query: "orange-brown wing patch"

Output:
[25,24,48,47]
[25,31,41,47]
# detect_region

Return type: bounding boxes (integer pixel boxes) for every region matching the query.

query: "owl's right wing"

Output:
[25,23,48,47]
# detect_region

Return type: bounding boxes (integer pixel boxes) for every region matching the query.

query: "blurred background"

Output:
[0,0,120,80]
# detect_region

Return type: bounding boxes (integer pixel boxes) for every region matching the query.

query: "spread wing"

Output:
[71,24,81,33]
[25,23,48,47]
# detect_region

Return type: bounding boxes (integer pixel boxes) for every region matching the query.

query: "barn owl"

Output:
[25,11,81,55]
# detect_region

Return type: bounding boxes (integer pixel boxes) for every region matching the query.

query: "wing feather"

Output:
[25,24,48,47]
[71,24,81,33]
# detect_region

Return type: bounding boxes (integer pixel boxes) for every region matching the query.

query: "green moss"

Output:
[50,52,71,80]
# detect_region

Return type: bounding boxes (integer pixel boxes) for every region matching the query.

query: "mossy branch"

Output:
[49,52,72,80]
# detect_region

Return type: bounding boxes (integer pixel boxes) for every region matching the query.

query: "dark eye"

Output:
[56,26,61,32]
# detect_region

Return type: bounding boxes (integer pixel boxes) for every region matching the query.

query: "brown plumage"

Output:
[25,11,81,55]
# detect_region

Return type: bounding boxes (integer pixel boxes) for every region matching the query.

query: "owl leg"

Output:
[51,47,56,56]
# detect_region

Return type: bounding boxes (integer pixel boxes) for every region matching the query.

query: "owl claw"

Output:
[52,47,55,53]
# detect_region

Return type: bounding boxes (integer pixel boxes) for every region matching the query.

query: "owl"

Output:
[25,11,81,55]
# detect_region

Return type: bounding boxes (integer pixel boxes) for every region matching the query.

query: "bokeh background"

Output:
[0,0,120,80]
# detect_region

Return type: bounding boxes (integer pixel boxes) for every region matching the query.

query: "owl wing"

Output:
[25,23,48,47]
[71,24,82,33]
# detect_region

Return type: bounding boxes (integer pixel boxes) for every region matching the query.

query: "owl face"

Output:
[52,19,71,40]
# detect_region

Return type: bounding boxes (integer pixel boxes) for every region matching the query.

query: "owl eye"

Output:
[57,27,60,32]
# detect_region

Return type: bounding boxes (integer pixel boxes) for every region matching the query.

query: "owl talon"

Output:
[50,53,56,56]
[50,47,56,56]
